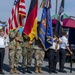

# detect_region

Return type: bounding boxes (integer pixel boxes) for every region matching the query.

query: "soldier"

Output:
[34,40,45,74]
[21,33,33,74]
[32,27,45,74]
[8,29,22,74]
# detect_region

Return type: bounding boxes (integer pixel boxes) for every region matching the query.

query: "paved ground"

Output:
[2,47,75,75]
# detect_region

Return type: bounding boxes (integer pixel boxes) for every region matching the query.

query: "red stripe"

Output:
[19,11,26,15]
[9,18,13,29]
[6,28,8,34]
[11,8,14,29]
[13,7,18,28]
[19,5,26,9]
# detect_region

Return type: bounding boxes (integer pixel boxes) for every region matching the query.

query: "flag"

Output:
[40,0,51,8]
[23,0,38,41]
[54,0,64,38]
[39,0,53,50]
[6,0,26,34]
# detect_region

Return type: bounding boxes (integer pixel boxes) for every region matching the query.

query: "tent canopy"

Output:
[52,13,75,28]
[52,13,69,19]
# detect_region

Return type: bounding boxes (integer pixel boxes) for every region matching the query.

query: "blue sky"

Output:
[0,0,75,21]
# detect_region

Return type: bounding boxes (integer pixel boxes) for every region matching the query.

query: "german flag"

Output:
[23,0,38,41]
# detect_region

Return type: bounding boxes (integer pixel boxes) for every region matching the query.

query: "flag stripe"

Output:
[23,0,38,41]
[27,0,37,18]
[28,18,37,41]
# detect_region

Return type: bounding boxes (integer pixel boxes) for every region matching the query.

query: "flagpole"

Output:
[55,0,58,14]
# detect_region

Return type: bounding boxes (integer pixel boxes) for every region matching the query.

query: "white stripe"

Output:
[19,2,25,6]
[60,12,64,16]
[19,8,26,13]
[13,19,16,29]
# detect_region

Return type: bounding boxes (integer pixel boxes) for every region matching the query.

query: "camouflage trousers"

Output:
[22,47,33,68]
[34,49,45,67]
[9,49,21,68]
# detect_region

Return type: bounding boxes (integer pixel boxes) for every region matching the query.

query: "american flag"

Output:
[6,0,26,34]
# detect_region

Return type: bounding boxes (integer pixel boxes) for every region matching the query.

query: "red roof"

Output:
[63,18,75,28]
[52,18,75,28]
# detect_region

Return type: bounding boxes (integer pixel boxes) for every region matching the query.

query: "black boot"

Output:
[22,68,26,74]
[27,67,32,74]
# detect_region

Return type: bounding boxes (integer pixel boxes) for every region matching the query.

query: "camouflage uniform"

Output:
[9,39,22,68]
[21,33,33,73]
[33,39,45,73]
[8,30,22,74]
[34,39,45,67]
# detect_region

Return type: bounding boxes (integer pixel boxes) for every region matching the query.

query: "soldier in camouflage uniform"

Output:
[33,38,45,74]
[8,30,23,74]
[31,25,45,74]
[21,33,33,74]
